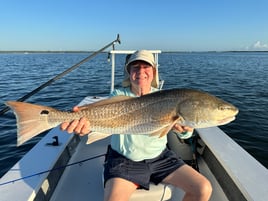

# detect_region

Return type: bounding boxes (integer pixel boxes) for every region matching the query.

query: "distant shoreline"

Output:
[0,51,94,53]
[0,50,267,54]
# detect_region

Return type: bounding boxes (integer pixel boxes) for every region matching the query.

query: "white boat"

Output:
[1,50,267,201]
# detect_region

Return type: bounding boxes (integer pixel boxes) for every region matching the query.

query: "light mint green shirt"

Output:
[110,87,168,161]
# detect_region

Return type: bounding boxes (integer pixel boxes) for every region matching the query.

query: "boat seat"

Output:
[129,183,173,201]
[51,136,177,201]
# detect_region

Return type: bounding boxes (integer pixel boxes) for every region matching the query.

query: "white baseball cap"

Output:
[125,50,156,70]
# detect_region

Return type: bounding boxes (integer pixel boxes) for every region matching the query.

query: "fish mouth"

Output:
[218,116,236,125]
[217,107,239,125]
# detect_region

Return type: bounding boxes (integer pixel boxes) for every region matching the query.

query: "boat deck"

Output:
[50,135,228,201]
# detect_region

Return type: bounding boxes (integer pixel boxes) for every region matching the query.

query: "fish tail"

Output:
[5,101,56,146]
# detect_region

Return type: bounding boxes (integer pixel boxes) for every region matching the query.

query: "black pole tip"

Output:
[116,34,121,44]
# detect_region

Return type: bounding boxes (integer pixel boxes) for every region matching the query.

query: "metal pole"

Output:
[111,52,115,93]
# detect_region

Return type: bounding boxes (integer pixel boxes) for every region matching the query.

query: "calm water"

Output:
[0,52,267,177]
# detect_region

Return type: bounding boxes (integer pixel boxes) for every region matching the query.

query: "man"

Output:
[61,50,212,201]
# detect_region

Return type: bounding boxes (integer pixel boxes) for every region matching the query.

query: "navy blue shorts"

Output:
[103,146,185,190]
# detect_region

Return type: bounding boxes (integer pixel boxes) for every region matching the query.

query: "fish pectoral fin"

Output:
[86,132,111,144]
[149,126,171,138]
[150,117,181,138]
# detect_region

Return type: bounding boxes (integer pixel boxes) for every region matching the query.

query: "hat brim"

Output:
[125,56,155,70]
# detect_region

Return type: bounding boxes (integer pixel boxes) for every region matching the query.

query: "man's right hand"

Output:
[60,106,91,136]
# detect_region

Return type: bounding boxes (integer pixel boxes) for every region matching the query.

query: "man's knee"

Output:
[104,178,138,201]
[195,178,212,199]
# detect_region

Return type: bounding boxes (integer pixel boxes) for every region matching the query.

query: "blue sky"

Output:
[1,0,268,51]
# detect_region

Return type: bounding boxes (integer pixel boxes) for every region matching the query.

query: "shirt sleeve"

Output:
[174,130,193,139]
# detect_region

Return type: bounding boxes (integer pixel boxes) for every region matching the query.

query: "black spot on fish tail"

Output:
[40,110,49,115]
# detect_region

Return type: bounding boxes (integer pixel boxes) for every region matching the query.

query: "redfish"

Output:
[6,88,239,146]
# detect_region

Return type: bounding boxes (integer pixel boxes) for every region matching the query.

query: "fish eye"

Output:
[218,105,228,110]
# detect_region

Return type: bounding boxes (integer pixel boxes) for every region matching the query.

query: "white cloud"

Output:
[253,41,268,49]
[245,41,268,51]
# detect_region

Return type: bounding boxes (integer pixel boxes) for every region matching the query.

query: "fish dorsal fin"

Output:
[79,96,133,110]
